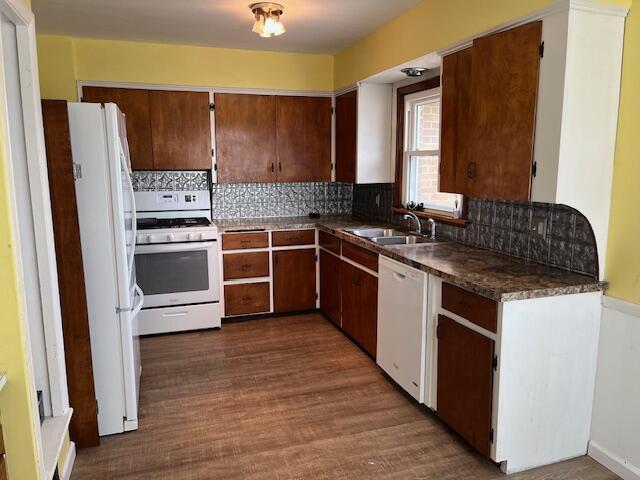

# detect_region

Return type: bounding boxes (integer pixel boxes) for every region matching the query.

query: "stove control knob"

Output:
[146,235,153,243]
[189,232,202,241]
[136,234,144,244]
[167,233,175,242]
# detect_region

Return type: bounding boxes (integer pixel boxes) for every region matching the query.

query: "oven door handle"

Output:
[135,241,217,254]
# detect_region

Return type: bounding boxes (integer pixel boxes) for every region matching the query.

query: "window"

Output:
[402,88,462,213]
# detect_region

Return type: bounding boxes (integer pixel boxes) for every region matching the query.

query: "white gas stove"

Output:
[133,190,221,335]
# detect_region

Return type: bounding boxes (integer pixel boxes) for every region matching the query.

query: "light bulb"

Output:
[264,16,277,35]
[252,15,264,34]
[273,21,285,36]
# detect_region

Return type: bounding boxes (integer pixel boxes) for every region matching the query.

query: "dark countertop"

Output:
[213,215,605,302]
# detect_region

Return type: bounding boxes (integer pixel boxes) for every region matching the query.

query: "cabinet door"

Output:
[319,250,341,327]
[149,90,212,170]
[42,100,100,448]
[273,249,317,313]
[440,47,473,195]
[468,21,542,201]
[335,90,357,183]
[276,96,331,182]
[437,315,494,457]
[82,86,153,170]
[215,93,277,183]
[341,261,378,358]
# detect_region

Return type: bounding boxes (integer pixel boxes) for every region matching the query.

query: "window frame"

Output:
[393,76,464,219]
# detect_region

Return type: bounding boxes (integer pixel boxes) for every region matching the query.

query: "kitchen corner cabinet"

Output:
[215,93,332,183]
[429,276,602,473]
[334,84,393,185]
[82,87,212,170]
[319,249,341,327]
[340,260,378,358]
[335,90,357,183]
[273,249,317,313]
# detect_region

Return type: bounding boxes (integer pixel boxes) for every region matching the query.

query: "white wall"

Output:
[589,296,640,480]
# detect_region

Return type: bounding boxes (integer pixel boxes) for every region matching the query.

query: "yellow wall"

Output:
[37,35,334,101]
[605,5,640,303]
[0,4,42,480]
[334,0,630,89]
[334,0,638,304]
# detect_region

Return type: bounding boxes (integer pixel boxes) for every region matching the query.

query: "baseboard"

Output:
[60,441,76,480]
[589,441,640,480]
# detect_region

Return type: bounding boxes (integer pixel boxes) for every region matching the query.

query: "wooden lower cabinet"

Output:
[437,315,494,457]
[340,260,378,358]
[224,283,270,316]
[319,250,341,326]
[273,249,317,313]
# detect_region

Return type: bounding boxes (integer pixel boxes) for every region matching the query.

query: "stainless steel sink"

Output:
[371,235,446,246]
[346,228,407,239]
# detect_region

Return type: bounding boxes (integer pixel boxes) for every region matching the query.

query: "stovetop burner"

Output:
[137,217,212,230]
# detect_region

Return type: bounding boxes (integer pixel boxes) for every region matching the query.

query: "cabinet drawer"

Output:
[342,241,378,272]
[319,231,341,255]
[272,229,315,247]
[224,283,270,316]
[222,232,269,250]
[223,252,269,280]
[442,283,497,333]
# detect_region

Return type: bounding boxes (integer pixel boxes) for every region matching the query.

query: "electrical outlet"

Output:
[531,216,547,239]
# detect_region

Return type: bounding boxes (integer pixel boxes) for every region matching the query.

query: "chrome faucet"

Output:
[427,218,437,240]
[403,213,422,234]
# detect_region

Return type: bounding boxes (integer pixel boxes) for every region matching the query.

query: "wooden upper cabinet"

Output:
[440,47,473,196]
[335,90,357,183]
[215,93,277,183]
[275,96,331,182]
[82,87,154,170]
[149,90,212,170]
[468,21,542,201]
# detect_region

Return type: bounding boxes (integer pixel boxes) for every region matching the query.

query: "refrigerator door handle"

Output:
[118,141,137,277]
[118,284,144,314]
[132,284,144,318]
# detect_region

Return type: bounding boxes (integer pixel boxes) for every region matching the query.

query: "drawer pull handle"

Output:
[241,264,252,271]
[456,300,471,309]
[240,239,251,244]
[241,297,253,304]
[162,312,187,318]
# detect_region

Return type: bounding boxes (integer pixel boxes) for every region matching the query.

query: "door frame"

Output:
[0,0,70,451]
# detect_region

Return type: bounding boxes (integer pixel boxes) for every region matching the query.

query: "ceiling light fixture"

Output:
[401,67,428,77]
[250,3,286,38]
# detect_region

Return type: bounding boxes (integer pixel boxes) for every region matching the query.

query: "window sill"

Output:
[393,207,469,227]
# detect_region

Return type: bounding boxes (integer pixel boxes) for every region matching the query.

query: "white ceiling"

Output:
[32,0,423,54]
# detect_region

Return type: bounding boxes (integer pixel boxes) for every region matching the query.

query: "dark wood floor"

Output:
[71,314,617,480]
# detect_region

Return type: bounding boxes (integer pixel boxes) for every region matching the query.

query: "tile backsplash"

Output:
[131,170,209,191]
[211,182,353,219]
[353,183,598,278]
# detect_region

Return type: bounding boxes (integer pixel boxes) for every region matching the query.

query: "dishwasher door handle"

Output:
[393,272,406,281]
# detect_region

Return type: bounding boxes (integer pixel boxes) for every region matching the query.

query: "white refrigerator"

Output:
[68,103,144,436]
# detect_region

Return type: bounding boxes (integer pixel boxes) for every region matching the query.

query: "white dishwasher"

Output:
[377,256,428,402]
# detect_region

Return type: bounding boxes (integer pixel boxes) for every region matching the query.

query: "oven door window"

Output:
[135,250,209,295]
